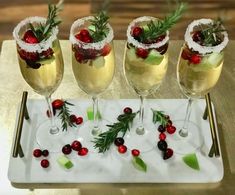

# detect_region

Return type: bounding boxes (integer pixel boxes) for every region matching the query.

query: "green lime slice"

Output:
[132,156,147,172]
[182,153,200,171]
[36,56,55,65]
[57,155,74,169]
[144,49,164,65]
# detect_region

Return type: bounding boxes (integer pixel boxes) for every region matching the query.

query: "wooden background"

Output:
[0,0,235,48]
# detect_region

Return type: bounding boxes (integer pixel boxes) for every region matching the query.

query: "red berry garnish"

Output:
[132,26,143,38]
[166,125,176,134]
[74,51,85,63]
[123,107,132,114]
[101,44,111,56]
[71,140,82,151]
[118,145,127,154]
[52,99,64,109]
[192,31,204,44]
[163,148,173,160]
[82,35,93,43]
[78,147,88,156]
[33,149,42,158]
[155,34,166,43]
[80,29,90,37]
[75,33,82,41]
[190,54,202,64]
[131,149,140,156]
[114,137,124,146]
[70,114,77,123]
[62,144,72,155]
[23,30,39,44]
[41,48,54,58]
[157,140,168,151]
[40,159,50,168]
[181,48,192,61]
[76,117,83,125]
[158,125,166,133]
[159,132,166,140]
[167,120,172,126]
[136,48,149,59]
[42,149,49,157]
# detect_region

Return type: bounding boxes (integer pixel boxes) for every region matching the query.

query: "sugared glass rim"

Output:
[185,18,229,54]
[13,16,59,53]
[69,16,114,50]
[126,16,169,49]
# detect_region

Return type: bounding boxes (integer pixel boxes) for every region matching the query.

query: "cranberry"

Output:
[23,30,39,44]
[190,54,202,64]
[62,144,72,155]
[70,114,77,123]
[158,125,166,133]
[181,48,192,61]
[156,34,166,43]
[166,125,176,134]
[33,149,42,158]
[71,140,82,151]
[159,132,166,140]
[42,149,49,157]
[78,147,88,156]
[131,149,140,157]
[40,159,50,168]
[101,44,111,56]
[82,35,93,43]
[41,48,54,58]
[114,137,124,146]
[52,99,64,109]
[163,148,174,160]
[74,51,85,63]
[80,29,90,37]
[132,26,143,38]
[118,145,127,154]
[157,140,168,151]
[192,31,204,44]
[76,117,83,125]
[123,107,132,114]
[75,33,82,41]
[136,48,149,59]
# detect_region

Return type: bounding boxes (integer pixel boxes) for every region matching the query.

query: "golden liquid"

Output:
[124,47,168,96]
[18,40,64,96]
[72,45,115,96]
[177,49,223,98]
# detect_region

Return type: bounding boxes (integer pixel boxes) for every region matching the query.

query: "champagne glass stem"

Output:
[45,96,59,135]
[136,95,145,135]
[92,96,101,136]
[179,98,193,137]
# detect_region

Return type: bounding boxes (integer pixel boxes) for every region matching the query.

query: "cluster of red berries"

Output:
[62,140,88,156]
[157,115,176,160]
[18,30,54,69]
[130,26,168,59]
[33,148,50,168]
[73,29,111,63]
[47,99,83,125]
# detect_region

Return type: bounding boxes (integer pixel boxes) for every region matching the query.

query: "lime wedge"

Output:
[144,49,164,65]
[36,56,55,65]
[182,153,200,171]
[132,156,147,172]
[57,155,74,169]
[93,56,105,68]
[88,25,96,32]
[87,106,102,120]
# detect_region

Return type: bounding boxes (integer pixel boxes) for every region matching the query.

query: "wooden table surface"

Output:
[0,40,235,194]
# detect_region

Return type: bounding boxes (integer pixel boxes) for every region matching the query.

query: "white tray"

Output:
[8,99,223,183]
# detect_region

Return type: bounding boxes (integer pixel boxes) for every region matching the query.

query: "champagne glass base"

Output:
[167,120,204,155]
[124,123,156,153]
[36,119,77,153]
[76,120,110,153]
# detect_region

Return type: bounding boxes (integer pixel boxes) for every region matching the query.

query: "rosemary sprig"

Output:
[93,112,137,153]
[152,109,168,127]
[89,11,109,42]
[58,101,76,131]
[200,19,226,46]
[140,3,186,42]
[30,0,63,41]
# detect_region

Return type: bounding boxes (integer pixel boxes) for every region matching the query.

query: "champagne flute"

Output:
[175,18,229,154]
[12,1,69,152]
[123,16,169,152]
[69,13,115,149]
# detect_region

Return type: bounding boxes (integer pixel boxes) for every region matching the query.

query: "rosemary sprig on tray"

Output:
[140,2,186,42]
[58,101,76,131]
[152,109,168,127]
[30,0,63,41]
[89,11,109,42]
[93,112,137,153]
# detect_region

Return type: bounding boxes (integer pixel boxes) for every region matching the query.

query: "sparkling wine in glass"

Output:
[175,18,229,154]
[69,12,115,149]
[12,1,72,152]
